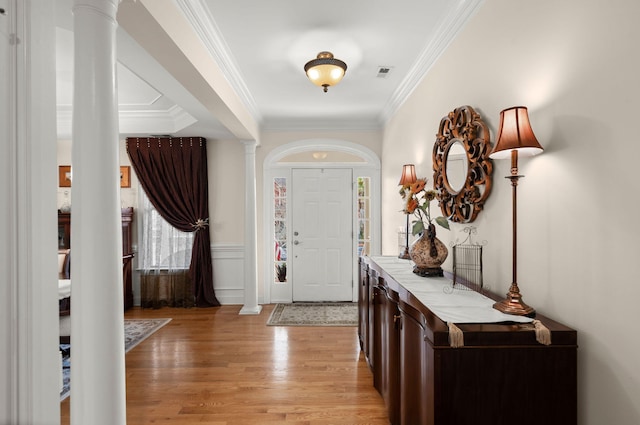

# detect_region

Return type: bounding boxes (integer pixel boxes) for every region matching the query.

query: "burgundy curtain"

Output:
[126,137,220,307]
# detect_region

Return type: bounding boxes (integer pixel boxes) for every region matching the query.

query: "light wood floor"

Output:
[61,304,389,424]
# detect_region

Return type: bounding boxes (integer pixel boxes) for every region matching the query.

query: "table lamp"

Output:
[398,164,417,259]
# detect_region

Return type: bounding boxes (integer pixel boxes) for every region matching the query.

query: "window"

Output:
[357,177,371,256]
[139,189,193,270]
[274,177,287,283]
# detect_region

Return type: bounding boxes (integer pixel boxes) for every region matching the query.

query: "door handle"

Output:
[294,240,301,245]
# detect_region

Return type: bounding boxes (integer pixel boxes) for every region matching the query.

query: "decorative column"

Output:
[71,1,126,424]
[240,140,262,315]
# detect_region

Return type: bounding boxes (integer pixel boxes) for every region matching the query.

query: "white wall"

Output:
[381,0,640,424]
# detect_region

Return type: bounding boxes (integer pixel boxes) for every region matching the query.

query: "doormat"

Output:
[266,303,357,326]
[60,318,171,401]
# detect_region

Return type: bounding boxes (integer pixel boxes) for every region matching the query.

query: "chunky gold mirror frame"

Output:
[432,105,492,223]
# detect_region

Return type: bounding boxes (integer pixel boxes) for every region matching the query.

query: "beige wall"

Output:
[56,139,138,209]
[382,0,640,424]
[206,139,246,244]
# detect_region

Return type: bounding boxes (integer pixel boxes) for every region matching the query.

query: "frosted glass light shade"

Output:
[304,51,347,92]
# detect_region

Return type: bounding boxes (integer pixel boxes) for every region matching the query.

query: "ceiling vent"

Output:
[376,66,393,78]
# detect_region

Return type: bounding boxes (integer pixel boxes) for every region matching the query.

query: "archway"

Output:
[263,139,381,303]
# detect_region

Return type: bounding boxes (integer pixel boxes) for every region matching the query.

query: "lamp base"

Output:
[493,284,536,317]
[399,247,411,260]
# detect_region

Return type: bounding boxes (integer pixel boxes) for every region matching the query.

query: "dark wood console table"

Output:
[358,256,577,425]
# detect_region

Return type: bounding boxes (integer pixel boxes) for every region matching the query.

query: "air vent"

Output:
[377,66,393,78]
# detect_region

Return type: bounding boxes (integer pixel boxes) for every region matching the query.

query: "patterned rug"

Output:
[60,318,171,401]
[266,303,358,326]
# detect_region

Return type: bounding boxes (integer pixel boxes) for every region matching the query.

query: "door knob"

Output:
[293,240,300,245]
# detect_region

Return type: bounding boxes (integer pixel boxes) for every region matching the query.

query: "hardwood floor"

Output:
[61,305,389,424]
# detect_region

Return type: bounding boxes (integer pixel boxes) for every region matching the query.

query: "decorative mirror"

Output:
[432,105,492,223]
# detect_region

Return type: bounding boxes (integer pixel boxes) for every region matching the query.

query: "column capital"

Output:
[72,0,120,19]
[241,139,258,153]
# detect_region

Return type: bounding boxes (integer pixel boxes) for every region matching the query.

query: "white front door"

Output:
[291,168,353,302]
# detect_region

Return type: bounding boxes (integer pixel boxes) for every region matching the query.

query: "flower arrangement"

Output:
[400,178,450,235]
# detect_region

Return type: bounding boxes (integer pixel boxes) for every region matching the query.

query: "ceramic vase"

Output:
[409,223,448,277]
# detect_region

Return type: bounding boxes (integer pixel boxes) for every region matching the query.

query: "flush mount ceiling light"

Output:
[304,51,347,93]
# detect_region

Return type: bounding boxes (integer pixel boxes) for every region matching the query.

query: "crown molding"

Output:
[56,105,197,138]
[174,0,262,124]
[261,116,383,133]
[167,104,198,131]
[380,0,484,124]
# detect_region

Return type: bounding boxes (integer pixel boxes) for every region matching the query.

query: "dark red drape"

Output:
[126,137,220,307]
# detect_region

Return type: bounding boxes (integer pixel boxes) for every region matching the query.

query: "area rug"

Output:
[266,302,358,326]
[60,318,171,401]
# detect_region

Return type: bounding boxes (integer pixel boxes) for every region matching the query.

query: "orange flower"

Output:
[399,176,450,233]
[405,197,418,214]
[410,178,426,194]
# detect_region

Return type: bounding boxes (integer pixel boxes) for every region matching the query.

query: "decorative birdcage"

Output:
[449,227,486,292]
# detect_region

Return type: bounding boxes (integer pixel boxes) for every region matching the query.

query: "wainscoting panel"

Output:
[211,244,245,305]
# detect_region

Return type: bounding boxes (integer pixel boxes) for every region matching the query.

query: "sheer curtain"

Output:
[139,189,194,308]
[139,188,193,271]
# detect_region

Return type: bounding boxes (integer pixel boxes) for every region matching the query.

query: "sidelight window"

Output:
[357,177,371,256]
[274,177,287,283]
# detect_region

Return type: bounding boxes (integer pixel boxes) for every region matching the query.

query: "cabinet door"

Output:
[400,304,430,425]
[367,268,377,370]
[358,259,369,355]
[372,282,384,394]
[373,279,401,425]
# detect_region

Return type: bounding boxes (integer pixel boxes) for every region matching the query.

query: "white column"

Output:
[240,140,262,315]
[3,0,59,423]
[71,1,126,424]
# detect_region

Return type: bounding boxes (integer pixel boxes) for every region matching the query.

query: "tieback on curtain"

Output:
[191,218,209,231]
